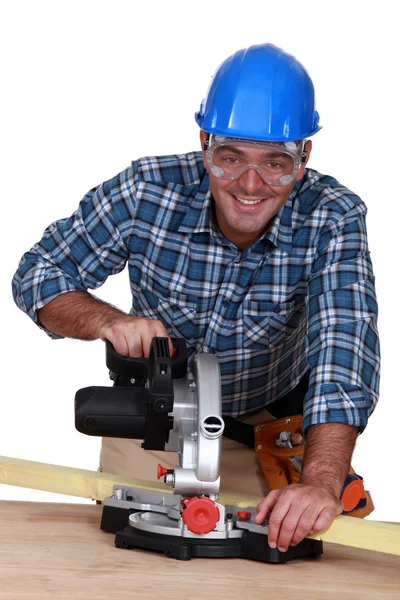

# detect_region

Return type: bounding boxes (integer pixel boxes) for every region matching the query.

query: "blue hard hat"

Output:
[195,44,321,142]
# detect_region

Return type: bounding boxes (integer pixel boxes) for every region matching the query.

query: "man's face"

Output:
[200,131,311,250]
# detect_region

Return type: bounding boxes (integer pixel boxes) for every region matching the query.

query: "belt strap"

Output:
[222,373,310,448]
[222,416,255,448]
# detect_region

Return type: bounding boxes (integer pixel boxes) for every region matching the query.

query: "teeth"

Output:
[235,196,264,205]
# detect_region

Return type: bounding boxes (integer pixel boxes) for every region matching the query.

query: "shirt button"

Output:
[273,305,281,313]
[222,299,229,307]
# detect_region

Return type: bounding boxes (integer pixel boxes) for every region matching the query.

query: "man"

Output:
[12,44,380,553]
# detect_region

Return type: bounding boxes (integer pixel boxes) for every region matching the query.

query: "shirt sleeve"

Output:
[12,168,135,338]
[303,202,380,432]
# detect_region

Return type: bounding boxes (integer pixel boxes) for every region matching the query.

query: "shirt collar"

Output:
[262,201,293,253]
[178,171,214,235]
[259,179,304,253]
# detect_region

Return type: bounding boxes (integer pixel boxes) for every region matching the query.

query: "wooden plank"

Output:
[0,454,166,500]
[0,455,259,506]
[308,515,400,556]
[1,455,399,556]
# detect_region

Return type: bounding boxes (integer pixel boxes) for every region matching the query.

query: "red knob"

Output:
[157,464,169,480]
[181,496,220,534]
[237,511,251,520]
[341,478,365,512]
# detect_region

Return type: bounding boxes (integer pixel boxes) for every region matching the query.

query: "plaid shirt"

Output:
[12,152,380,430]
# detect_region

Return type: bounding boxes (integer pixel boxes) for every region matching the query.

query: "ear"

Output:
[200,130,209,171]
[295,139,312,181]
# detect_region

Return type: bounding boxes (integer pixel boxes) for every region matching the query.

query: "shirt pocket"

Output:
[131,286,197,343]
[243,297,305,349]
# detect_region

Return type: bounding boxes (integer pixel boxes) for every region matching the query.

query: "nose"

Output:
[236,167,266,194]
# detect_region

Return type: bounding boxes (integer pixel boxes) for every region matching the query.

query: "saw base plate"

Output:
[114,523,323,563]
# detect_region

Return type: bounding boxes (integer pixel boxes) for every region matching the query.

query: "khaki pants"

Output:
[100,409,275,500]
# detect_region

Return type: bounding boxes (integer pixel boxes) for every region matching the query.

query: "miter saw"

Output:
[75,338,323,563]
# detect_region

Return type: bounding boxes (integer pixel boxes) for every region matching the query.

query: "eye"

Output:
[266,161,283,169]
[223,156,241,165]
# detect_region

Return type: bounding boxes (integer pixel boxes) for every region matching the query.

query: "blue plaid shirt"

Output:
[12,152,380,431]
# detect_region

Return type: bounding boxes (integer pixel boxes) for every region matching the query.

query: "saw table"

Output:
[0,500,399,600]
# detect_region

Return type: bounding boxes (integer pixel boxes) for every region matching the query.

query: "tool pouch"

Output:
[255,415,305,489]
[254,414,374,518]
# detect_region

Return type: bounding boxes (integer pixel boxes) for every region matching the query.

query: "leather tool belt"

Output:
[224,413,374,518]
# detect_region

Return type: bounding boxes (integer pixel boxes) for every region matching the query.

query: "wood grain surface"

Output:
[0,501,399,600]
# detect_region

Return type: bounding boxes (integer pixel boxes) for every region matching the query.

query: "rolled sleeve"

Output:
[303,381,371,431]
[12,168,135,338]
[303,204,380,432]
[12,256,87,338]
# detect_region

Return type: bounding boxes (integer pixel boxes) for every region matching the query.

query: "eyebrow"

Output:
[214,145,292,160]
[214,145,247,157]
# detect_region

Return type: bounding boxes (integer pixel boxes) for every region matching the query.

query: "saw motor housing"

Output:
[75,337,224,496]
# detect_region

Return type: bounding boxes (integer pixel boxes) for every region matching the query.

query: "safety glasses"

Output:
[206,135,306,186]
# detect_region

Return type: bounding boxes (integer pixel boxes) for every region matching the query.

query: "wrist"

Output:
[300,422,357,498]
[94,303,128,340]
[300,471,342,498]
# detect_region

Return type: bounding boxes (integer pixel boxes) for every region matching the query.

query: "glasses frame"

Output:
[205,136,306,187]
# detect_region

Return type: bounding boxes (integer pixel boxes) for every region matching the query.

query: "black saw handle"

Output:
[105,337,188,380]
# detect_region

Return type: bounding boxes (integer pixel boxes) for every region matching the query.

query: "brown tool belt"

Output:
[223,410,374,518]
[254,414,374,518]
[254,414,305,488]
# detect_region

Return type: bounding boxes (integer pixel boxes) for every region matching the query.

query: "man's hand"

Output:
[37,291,173,357]
[254,483,342,552]
[99,314,173,357]
[255,422,357,552]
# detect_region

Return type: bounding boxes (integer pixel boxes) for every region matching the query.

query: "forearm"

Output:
[37,291,125,340]
[301,422,358,497]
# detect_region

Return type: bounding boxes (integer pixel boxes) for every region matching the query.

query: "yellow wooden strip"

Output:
[310,515,400,556]
[0,455,256,507]
[0,455,166,500]
[1,455,399,556]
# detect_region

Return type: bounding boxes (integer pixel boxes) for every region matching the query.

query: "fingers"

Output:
[124,325,146,357]
[256,485,341,552]
[289,503,322,547]
[255,489,279,524]
[102,329,130,356]
[308,506,339,536]
[101,316,173,357]
[265,488,304,551]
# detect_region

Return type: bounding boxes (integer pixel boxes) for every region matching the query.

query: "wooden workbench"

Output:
[0,501,398,599]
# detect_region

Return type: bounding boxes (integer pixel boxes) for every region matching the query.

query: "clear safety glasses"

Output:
[206,135,306,186]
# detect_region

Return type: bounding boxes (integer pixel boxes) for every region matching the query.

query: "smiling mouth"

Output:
[234,196,266,205]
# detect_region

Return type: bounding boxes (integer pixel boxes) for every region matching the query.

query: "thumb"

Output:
[102,333,129,357]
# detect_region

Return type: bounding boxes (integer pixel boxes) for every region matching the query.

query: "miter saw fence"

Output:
[75,338,323,563]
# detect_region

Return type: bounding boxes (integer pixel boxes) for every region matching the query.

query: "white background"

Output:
[1,1,398,521]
